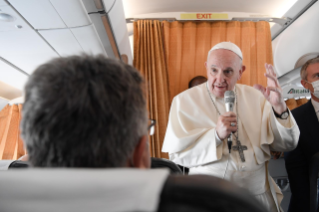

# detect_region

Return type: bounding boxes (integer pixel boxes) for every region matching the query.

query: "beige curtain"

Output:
[0,104,26,160]
[133,20,170,159]
[163,21,273,101]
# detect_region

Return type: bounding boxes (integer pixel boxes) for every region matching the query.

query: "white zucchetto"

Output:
[209,42,243,60]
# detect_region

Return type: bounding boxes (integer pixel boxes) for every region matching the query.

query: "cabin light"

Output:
[0,13,16,22]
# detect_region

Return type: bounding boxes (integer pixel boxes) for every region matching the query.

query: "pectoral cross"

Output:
[232,140,247,162]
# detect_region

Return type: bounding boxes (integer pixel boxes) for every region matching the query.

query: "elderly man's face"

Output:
[205,49,245,98]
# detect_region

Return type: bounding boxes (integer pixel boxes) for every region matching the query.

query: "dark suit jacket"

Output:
[285,100,319,212]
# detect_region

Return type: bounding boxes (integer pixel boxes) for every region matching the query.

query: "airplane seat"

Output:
[0,168,267,212]
[151,157,182,174]
[158,174,268,212]
[0,160,30,170]
[8,160,30,169]
[309,152,319,212]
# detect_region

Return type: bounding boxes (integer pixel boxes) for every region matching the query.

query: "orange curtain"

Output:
[133,20,170,159]
[0,104,26,160]
[296,98,308,107]
[163,21,273,101]
[285,98,308,110]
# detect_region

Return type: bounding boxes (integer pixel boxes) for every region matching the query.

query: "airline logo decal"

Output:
[287,88,309,94]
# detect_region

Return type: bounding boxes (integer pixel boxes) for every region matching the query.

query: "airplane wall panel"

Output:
[50,0,92,28]
[71,24,107,56]
[0,29,59,74]
[81,0,100,13]
[0,60,28,91]
[8,0,66,29]
[88,13,115,58]
[107,0,132,64]
[102,0,116,13]
[39,29,84,57]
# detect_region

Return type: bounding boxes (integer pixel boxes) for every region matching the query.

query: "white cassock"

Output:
[162,82,299,212]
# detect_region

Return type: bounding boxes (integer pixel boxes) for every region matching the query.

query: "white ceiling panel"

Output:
[8,0,66,29]
[0,60,28,91]
[108,0,132,64]
[0,5,31,32]
[71,24,107,56]
[39,28,84,57]
[0,29,59,74]
[0,0,8,6]
[50,0,92,28]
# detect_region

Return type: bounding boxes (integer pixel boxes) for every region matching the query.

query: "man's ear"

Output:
[131,135,150,169]
[204,61,208,69]
[238,65,246,80]
[301,79,309,89]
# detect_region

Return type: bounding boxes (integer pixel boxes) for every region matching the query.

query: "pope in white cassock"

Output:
[162,42,300,212]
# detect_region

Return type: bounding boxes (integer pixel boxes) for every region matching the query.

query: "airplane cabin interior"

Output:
[1,0,319,211]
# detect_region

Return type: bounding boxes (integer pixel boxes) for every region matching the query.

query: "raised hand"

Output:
[253,63,287,114]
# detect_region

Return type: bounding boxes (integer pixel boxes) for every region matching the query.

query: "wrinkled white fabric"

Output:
[162,83,300,212]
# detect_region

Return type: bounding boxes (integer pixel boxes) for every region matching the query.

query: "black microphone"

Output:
[224,90,235,153]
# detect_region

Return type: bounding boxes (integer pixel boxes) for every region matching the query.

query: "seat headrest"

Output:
[0,168,169,212]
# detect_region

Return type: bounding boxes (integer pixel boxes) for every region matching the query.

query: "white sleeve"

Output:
[269,109,300,151]
[162,97,223,167]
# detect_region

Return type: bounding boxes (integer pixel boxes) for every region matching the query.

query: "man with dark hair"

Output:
[188,76,207,88]
[21,55,151,168]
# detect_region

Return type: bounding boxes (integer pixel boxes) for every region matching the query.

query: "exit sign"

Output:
[180,13,229,20]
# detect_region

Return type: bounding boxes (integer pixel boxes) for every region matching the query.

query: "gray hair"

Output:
[21,54,148,167]
[300,57,319,81]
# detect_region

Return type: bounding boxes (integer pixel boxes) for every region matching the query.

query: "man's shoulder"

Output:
[291,100,311,118]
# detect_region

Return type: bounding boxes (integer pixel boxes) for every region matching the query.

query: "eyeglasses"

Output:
[148,119,156,136]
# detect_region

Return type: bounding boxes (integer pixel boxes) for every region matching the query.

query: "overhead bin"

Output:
[273,1,319,77]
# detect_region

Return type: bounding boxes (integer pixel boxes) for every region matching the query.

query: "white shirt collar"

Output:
[311,98,319,113]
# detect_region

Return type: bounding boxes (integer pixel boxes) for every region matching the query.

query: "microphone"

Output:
[224,90,235,153]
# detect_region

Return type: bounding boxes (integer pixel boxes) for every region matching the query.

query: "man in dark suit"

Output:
[285,57,319,212]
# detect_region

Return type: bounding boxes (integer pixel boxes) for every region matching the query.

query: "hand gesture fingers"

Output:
[254,63,287,114]
[264,73,279,87]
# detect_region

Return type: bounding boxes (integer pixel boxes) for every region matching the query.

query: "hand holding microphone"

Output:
[215,91,237,153]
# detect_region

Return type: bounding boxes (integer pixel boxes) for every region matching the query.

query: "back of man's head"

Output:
[188,76,207,88]
[21,55,148,168]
